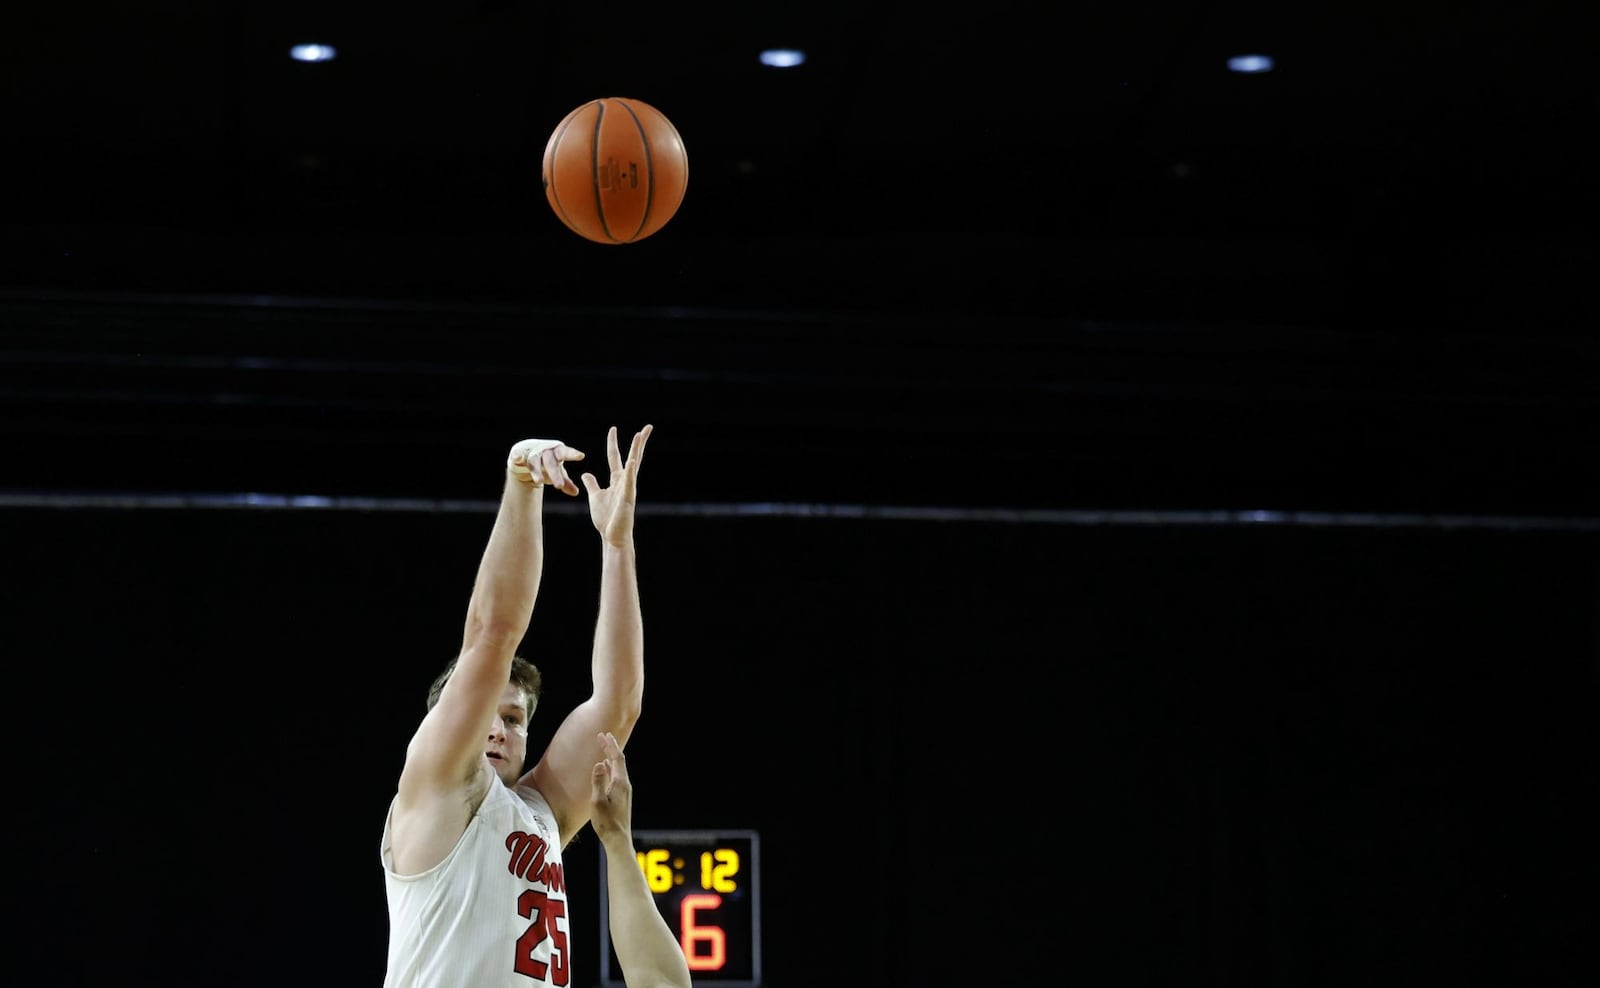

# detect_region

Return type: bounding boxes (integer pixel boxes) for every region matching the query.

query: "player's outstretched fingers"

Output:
[623,425,652,490]
[627,425,652,473]
[605,426,623,474]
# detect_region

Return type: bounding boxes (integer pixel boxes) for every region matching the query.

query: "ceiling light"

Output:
[1226,54,1273,73]
[758,49,806,69]
[289,44,338,63]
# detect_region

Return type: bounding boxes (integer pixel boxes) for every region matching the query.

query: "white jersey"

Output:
[382,776,573,988]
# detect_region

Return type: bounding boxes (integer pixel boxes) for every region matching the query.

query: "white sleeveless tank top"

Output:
[381,776,572,987]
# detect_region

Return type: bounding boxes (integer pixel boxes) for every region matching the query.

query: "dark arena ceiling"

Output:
[3,1,1598,518]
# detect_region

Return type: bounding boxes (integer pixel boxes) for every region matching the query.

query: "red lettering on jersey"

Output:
[503,831,566,892]
[505,830,550,881]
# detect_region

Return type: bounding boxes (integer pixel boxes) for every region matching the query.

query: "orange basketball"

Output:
[541,97,688,244]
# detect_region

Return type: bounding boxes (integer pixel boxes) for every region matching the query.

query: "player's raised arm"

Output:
[529,424,652,841]
[399,438,583,802]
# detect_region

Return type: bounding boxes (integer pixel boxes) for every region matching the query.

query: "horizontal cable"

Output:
[1,490,1597,532]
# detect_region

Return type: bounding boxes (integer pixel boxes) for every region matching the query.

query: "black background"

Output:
[5,509,1596,985]
[3,1,1598,985]
[3,1,1598,518]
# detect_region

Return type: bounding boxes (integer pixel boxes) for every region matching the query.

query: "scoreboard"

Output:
[598,829,761,987]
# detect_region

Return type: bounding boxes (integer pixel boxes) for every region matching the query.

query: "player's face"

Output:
[486,682,531,786]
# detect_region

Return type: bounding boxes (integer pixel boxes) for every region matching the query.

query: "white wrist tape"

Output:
[507,438,565,482]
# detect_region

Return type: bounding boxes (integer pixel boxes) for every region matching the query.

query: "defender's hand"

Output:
[589,731,634,842]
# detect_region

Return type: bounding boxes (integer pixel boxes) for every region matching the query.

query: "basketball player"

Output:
[381,424,654,988]
[589,731,693,988]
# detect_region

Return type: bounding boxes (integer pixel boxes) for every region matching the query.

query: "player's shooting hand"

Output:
[508,438,586,496]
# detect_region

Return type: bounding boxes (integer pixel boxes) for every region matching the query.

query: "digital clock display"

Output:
[598,829,761,987]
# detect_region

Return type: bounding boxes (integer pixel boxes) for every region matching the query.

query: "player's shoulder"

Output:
[512,780,555,812]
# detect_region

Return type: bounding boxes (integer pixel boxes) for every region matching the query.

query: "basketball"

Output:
[541,97,688,244]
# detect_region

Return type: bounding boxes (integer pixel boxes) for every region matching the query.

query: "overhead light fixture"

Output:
[289,44,338,63]
[1226,54,1273,74]
[758,48,806,68]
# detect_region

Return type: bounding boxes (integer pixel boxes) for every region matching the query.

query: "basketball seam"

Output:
[546,111,585,237]
[589,101,620,243]
[615,99,652,243]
